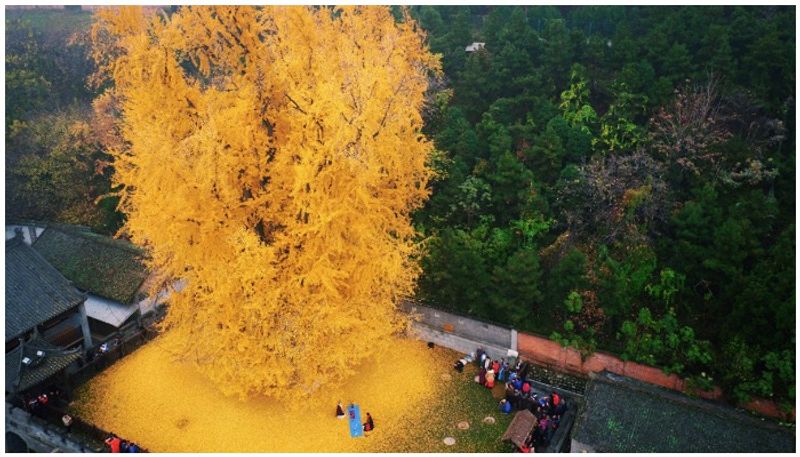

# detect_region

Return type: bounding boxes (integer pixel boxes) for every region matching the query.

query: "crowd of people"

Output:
[454,347,569,453]
[505,387,567,452]
[21,384,142,452]
[23,385,65,415]
[454,347,531,391]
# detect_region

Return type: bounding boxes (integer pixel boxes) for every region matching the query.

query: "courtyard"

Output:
[70,333,514,452]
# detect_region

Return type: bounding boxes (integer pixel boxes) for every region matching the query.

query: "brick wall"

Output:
[516,331,793,422]
[404,303,794,422]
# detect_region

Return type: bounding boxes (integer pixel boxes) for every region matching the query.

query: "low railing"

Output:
[69,322,159,388]
[13,398,150,453]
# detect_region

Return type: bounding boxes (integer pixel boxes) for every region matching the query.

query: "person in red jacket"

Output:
[522,381,531,394]
[551,391,560,407]
[105,434,122,453]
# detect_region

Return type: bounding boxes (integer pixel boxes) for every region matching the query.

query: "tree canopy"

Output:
[90,5,439,399]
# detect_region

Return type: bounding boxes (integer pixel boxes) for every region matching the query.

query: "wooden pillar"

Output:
[77,300,93,350]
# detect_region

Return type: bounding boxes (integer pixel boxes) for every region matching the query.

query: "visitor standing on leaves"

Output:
[105,434,122,453]
[336,401,345,419]
[62,414,73,433]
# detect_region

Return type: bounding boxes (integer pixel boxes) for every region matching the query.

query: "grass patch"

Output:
[374,358,515,452]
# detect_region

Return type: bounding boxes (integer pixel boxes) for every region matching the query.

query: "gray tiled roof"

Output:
[571,371,795,453]
[6,237,85,339]
[5,337,81,393]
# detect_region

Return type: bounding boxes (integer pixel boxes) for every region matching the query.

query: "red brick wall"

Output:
[516,331,794,421]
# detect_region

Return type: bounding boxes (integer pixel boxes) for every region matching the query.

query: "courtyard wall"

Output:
[406,301,794,422]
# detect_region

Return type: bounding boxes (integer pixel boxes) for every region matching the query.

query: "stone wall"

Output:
[410,322,510,361]
[5,403,99,453]
[407,303,514,350]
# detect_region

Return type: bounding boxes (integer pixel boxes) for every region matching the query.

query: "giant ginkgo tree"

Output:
[91,6,440,399]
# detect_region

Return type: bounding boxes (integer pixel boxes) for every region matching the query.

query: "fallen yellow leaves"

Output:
[72,334,451,452]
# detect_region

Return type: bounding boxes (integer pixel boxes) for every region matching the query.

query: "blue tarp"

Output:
[348,404,364,438]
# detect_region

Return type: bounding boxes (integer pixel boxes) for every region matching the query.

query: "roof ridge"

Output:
[45,225,145,255]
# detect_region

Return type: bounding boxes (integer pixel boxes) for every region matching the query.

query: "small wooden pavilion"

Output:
[501,409,538,450]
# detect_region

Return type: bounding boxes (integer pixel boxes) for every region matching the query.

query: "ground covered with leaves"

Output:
[71,335,513,452]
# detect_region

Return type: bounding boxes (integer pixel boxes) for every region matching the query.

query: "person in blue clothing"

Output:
[499,399,512,414]
[538,395,548,409]
[127,442,140,453]
[497,359,506,382]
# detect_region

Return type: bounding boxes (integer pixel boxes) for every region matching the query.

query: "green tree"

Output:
[6,109,121,233]
[490,246,543,325]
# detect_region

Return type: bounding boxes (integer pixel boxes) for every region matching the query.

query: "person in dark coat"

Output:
[522,395,534,412]
[518,361,530,381]
[363,412,375,432]
[545,415,557,445]
[336,401,345,419]
[556,398,567,417]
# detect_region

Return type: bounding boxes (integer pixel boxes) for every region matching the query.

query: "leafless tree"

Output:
[557,149,670,246]
[649,78,732,178]
[650,77,781,186]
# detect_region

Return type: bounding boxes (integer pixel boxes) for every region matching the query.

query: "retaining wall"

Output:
[410,322,510,361]
[407,303,514,350]
[406,303,793,422]
[516,331,793,421]
[5,403,98,453]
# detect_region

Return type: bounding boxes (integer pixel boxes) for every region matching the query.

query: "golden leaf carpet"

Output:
[71,333,472,452]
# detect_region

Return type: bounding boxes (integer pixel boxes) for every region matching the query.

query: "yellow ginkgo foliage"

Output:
[91,6,440,399]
